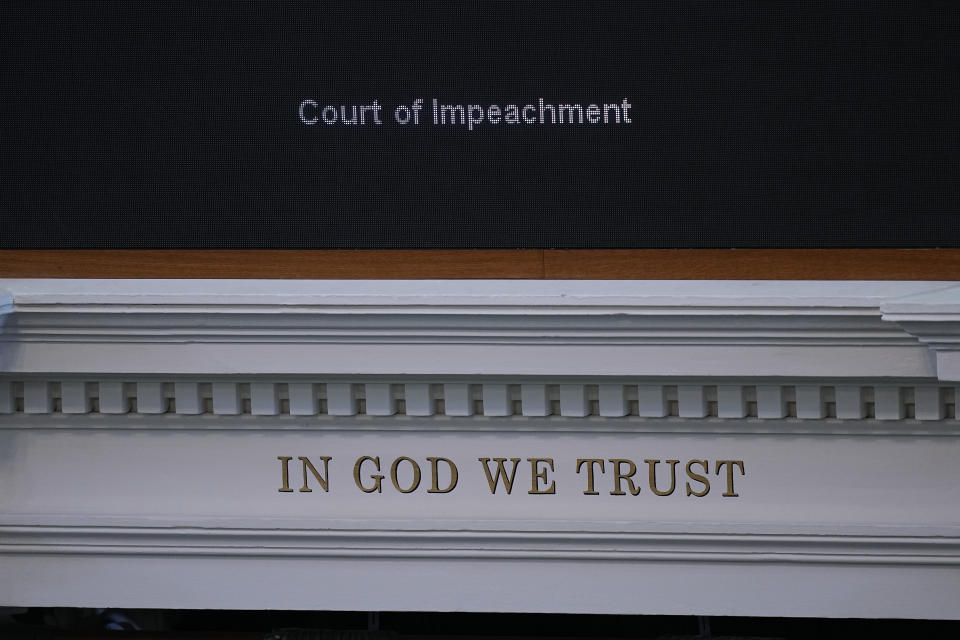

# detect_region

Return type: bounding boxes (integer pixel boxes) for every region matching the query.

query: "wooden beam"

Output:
[0,250,544,279]
[543,249,960,280]
[1,249,959,279]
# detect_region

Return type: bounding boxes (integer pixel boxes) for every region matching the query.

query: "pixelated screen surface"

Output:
[1,1,957,248]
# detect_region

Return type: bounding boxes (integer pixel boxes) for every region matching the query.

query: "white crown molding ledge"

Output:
[0,279,956,379]
[0,290,13,316]
[882,284,960,381]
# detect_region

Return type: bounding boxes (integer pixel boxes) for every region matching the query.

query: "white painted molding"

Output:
[0,290,12,317]
[0,290,12,372]
[2,280,960,619]
[0,279,957,379]
[0,379,954,423]
[2,525,956,566]
[883,284,960,381]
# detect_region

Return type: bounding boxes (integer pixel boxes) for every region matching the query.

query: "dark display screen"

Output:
[1,1,957,248]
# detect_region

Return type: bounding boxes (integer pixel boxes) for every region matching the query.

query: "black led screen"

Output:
[1,1,957,248]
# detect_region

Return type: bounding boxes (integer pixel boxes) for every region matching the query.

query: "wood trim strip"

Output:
[1,249,959,279]
[543,249,960,280]
[0,250,545,279]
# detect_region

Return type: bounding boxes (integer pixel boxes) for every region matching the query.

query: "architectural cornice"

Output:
[1,279,957,379]
[0,380,955,426]
[0,290,12,317]
[2,280,960,618]
[2,525,957,566]
[882,284,960,381]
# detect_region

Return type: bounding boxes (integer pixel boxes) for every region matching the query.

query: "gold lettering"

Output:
[478,457,521,494]
[609,458,641,496]
[576,458,605,495]
[715,460,745,497]
[277,456,294,492]
[390,456,422,493]
[527,457,556,495]
[685,459,710,497]
[645,459,679,496]
[353,455,383,493]
[426,456,458,493]
[298,455,332,493]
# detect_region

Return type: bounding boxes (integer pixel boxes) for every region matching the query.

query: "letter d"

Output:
[427,456,459,493]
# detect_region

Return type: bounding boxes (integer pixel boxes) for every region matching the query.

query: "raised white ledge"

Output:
[2,525,957,566]
[0,291,13,372]
[0,278,944,305]
[882,284,960,381]
[1,279,957,379]
[0,291,12,316]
